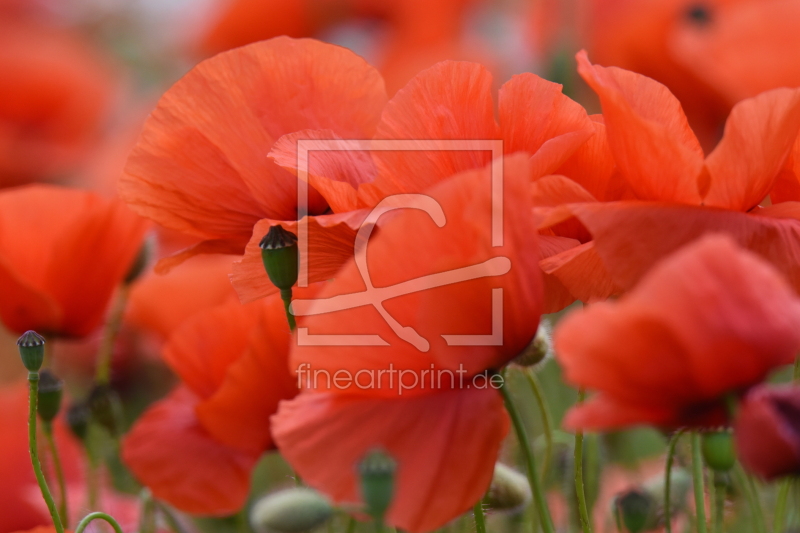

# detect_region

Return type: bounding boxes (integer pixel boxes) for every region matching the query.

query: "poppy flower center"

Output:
[685,4,712,27]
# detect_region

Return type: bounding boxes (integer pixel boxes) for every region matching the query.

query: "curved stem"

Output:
[43,422,69,527]
[499,375,555,533]
[28,373,64,533]
[75,512,124,533]
[734,464,766,533]
[95,285,130,385]
[574,389,593,533]
[665,429,685,533]
[691,433,708,533]
[280,288,296,331]
[473,501,487,533]
[523,368,554,480]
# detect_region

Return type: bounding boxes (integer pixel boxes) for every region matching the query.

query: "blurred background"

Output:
[1,0,799,531]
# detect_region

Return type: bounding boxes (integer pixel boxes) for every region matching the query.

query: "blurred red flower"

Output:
[555,235,800,431]
[735,384,800,480]
[541,53,800,303]
[0,185,148,338]
[272,154,542,532]
[122,292,300,515]
[0,20,116,187]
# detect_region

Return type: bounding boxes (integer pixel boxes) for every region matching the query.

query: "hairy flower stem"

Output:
[499,374,555,533]
[28,373,64,533]
[281,288,296,331]
[43,422,69,526]
[473,501,487,533]
[523,368,554,480]
[734,464,766,533]
[75,512,124,533]
[574,389,593,533]
[665,429,685,533]
[95,285,130,385]
[691,433,708,533]
[712,474,725,533]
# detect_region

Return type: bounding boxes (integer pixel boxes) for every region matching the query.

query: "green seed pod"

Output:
[260,225,299,292]
[513,321,552,367]
[484,463,531,514]
[66,401,91,441]
[358,448,396,524]
[37,370,64,422]
[250,488,333,533]
[87,384,122,436]
[17,330,45,372]
[702,430,736,472]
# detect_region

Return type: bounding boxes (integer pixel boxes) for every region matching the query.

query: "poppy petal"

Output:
[498,73,594,174]
[703,88,800,211]
[272,388,508,533]
[162,298,262,399]
[362,61,499,202]
[269,129,378,213]
[539,241,621,305]
[576,51,704,204]
[196,294,298,454]
[121,388,258,516]
[571,201,800,293]
[120,37,387,243]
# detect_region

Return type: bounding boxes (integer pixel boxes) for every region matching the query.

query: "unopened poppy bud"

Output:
[513,320,552,367]
[17,330,45,372]
[66,401,90,441]
[260,225,299,294]
[612,468,691,532]
[88,384,121,436]
[37,370,64,423]
[614,490,654,533]
[358,448,396,524]
[702,430,736,472]
[484,463,531,514]
[734,384,800,480]
[250,488,333,533]
[124,236,153,285]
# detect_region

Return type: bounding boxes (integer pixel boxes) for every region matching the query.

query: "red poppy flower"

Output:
[121,37,599,312]
[541,52,800,302]
[233,53,600,310]
[122,292,299,515]
[555,235,800,431]
[272,154,542,532]
[0,185,148,338]
[0,20,116,186]
[734,384,800,480]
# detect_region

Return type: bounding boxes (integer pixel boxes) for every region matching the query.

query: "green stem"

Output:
[775,481,790,533]
[473,501,487,533]
[346,516,358,533]
[499,374,555,533]
[691,433,708,533]
[138,489,156,533]
[280,288,296,331]
[523,368,554,480]
[733,464,766,533]
[43,422,69,527]
[712,475,725,533]
[665,429,685,533]
[95,285,130,385]
[74,512,124,533]
[157,502,190,533]
[28,373,64,533]
[574,389,593,533]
